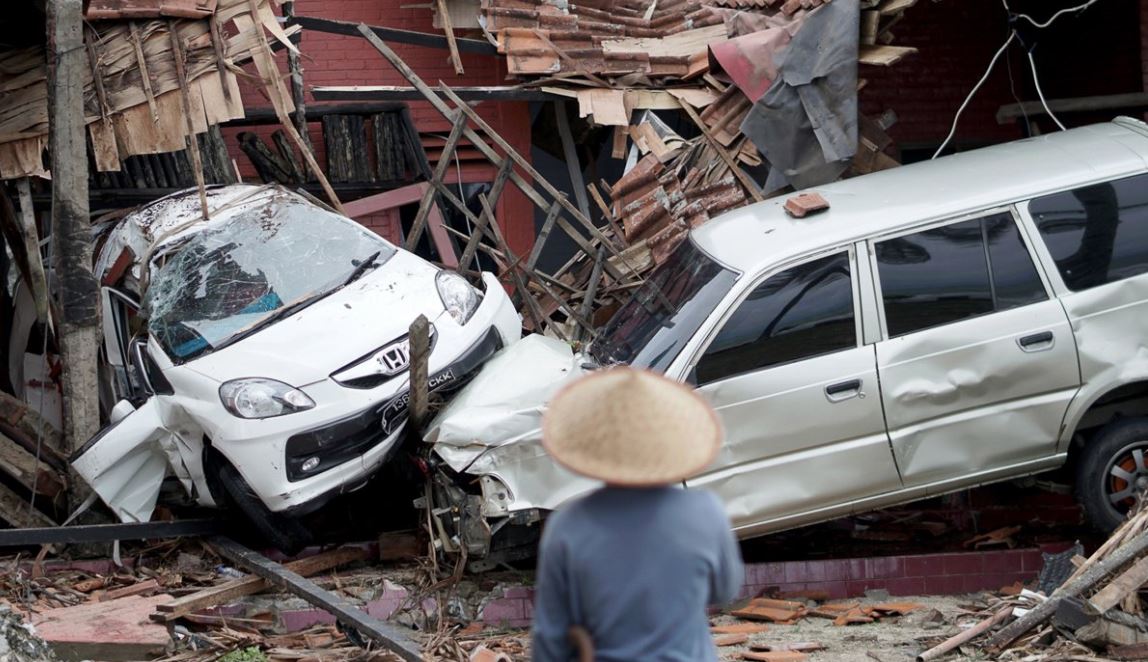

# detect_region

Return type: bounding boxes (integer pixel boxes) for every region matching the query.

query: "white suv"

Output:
[428,117,1148,557]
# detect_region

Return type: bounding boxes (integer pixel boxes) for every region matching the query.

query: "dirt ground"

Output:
[711,595,985,662]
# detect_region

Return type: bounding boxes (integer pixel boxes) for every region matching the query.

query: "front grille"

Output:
[285,328,503,481]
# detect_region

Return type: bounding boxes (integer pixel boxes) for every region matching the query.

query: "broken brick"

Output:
[712,623,769,635]
[783,192,830,218]
[714,633,750,646]
[743,651,808,662]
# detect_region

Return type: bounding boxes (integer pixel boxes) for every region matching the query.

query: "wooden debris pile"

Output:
[0,0,299,181]
[728,596,924,628]
[904,498,1148,661]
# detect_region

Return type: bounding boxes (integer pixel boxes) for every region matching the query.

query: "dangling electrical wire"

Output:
[1027,48,1067,131]
[932,31,1017,160]
[1002,0,1102,29]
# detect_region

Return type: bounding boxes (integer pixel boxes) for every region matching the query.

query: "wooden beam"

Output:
[296,15,496,54]
[209,537,421,661]
[996,92,1148,124]
[312,86,559,102]
[153,547,370,621]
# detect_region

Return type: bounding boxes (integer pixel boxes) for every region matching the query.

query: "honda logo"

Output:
[375,327,434,376]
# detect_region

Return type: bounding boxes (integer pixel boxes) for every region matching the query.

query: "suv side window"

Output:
[695,252,855,385]
[876,212,1047,337]
[1029,172,1148,291]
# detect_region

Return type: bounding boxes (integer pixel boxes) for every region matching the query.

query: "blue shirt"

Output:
[531,487,744,662]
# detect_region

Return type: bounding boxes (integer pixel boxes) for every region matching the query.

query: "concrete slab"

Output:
[29,594,173,662]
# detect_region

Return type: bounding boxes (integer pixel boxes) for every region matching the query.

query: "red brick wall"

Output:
[861,0,1143,156]
[225,0,534,255]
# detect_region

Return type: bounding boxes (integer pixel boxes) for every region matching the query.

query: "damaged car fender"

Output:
[424,334,600,518]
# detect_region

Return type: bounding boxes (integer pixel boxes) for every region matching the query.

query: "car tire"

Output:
[1075,417,1148,534]
[215,460,313,555]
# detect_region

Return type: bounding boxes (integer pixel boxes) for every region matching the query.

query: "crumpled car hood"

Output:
[180,251,445,387]
[423,334,600,512]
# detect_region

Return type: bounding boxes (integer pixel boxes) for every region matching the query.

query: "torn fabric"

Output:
[739,0,859,193]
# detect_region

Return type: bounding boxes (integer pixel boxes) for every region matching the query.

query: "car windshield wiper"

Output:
[342,251,382,287]
[212,292,328,352]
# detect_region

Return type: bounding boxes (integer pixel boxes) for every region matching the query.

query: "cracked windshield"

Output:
[145,192,396,361]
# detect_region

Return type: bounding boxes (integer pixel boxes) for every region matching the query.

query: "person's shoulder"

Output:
[679,489,729,521]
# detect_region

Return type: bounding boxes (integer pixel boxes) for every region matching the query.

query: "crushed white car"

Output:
[70,185,520,550]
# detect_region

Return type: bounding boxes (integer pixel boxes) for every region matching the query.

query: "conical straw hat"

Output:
[542,368,722,486]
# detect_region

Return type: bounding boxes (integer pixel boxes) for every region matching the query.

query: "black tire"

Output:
[1075,417,1148,534]
[215,460,312,555]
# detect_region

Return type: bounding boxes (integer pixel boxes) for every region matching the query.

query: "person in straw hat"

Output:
[531,367,744,661]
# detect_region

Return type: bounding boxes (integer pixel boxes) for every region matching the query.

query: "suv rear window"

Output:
[876,213,1047,337]
[1029,172,1148,291]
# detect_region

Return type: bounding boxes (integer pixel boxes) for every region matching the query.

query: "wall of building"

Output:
[861,0,1143,160]
[226,0,535,256]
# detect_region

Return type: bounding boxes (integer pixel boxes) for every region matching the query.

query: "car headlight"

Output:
[436,270,479,325]
[219,378,315,419]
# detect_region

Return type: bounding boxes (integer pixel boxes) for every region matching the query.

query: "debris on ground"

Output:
[0,604,57,662]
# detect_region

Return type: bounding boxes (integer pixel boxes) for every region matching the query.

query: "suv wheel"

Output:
[214,459,313,555]
[1075,417,1148,533]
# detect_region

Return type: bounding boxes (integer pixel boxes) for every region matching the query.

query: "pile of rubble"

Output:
[894,500,1148,661]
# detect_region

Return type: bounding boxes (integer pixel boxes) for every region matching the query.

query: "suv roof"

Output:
[692,118,1148,274]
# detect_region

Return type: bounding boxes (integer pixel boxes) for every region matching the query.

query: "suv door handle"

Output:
[1018,331,1055,352]
[825,379,863,402]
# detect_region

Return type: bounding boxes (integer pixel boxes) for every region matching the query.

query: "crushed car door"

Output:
[683,249,902,533]
[71,398,169,522]
[871,210,1080,488]
[101,287,144,403]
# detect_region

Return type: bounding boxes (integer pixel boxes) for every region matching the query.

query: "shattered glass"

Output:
[144,191,396,361]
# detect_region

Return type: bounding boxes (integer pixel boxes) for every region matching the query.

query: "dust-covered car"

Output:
[70,185,520,550]
[423,118,1148,568]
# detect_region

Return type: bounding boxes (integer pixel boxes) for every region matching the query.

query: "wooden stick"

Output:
[435,0,464,75]
[456,203,492,273]
[246,0,344,214]
[407,111,467,251]
[917,607,1010,662]
[554,99,593,221]
[408,315,431,434]
[129,22,158,120]
[169,22,209,220]
[525,201,561,273]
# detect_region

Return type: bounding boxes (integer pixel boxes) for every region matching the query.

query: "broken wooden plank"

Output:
[31,594,174,662]
[1090,555,1148,613]
[435,0,465,75]
[0,479,58,530]
[154,546,371,620]
[209,536,421,661]
[858,44,918,66]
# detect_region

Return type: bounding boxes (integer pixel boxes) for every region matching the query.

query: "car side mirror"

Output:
[109,399,136,424]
